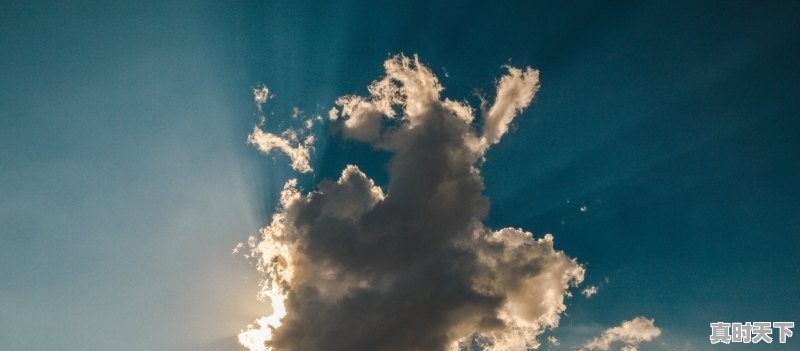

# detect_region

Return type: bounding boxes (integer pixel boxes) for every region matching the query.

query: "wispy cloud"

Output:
[582,285,599,298]
[579,317,662,351]
[247,127,313,173]
[245,85,316,173]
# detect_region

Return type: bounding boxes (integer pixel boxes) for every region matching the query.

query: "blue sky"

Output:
[1,1,799,350]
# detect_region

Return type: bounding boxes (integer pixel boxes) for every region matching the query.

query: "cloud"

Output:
[582,285,599,298]
[580,317,662,351]
[332,95,385,141]
[482,66,540,144]
[247,127,313,173]
[245,86,316,173]
[254,85,270,112]
[290,107,303,119]
[239,54,584,351]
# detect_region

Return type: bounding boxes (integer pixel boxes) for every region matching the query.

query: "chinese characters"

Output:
[710,322,794,344]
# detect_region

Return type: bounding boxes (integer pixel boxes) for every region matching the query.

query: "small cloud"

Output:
[327,106,339,121]
[254,85,270,111]
[483,66,540,144]
[291,107,303,119]
[232,242,244,255]
[582,285,599,298]
[246,85,316,173]
[580,317,662,351]
[547,336,560,346]
[247,127,313,173]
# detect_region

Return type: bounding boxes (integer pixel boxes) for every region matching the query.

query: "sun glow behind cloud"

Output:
[235,54,660,351]
[237,179,298,351]
[237,293,287,351]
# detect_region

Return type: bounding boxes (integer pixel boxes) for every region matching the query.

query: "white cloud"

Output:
[334,95,385,141]
[467,230,584,351]
[291,107,303,119]
[582,285,599,298]
[246,85,316,173]
[330,55,445,141]
[327,106,339,121]
[254,85,270,112]
[247,127,313,173]
[483,66,540,144]
[580,317,662,351]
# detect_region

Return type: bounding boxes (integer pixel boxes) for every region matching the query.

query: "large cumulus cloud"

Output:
[239,54,586,351]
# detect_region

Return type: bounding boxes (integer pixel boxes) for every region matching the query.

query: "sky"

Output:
[1,1,799,351]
